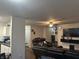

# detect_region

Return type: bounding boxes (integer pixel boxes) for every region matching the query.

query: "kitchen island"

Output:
[32,46,79,59]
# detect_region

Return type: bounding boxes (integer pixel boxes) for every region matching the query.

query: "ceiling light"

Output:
[49,22,53,27]
[58,26,63,29]
[49,24,53,27]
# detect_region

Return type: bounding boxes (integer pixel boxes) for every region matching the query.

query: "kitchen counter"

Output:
[0,42,10,47]
[32,46,79,59]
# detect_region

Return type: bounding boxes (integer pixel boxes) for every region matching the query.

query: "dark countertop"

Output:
[33,46,79,52]
[32,46,79,59]
[0,41,10,47]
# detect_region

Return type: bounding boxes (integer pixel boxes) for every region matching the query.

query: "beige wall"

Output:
[25,25,46,47]
[31,25,44,40]
[26,25,53,47]
[57,23,79,50]
[31,25,53,42]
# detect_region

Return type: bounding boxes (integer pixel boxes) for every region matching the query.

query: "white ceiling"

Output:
[0,0,79,24]
[0,16,10,26]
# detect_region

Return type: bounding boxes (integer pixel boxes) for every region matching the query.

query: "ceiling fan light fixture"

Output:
[49,22,53,27]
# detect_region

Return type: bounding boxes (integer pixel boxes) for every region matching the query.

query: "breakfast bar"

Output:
[32,46,79,59]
